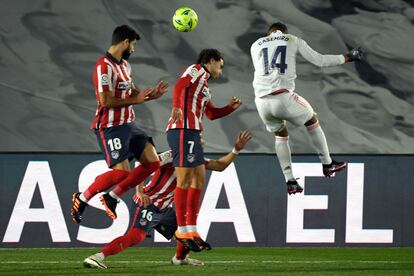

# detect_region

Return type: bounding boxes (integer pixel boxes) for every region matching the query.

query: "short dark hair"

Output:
[111,25,140,45]
[267,22,288,35]
[196,49,223,65]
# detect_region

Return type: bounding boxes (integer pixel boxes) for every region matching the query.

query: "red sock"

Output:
[101,228,146,257]
[111,161,160,197]
[186,187,202,226]
[174,187,188,227]
[83,169,129,201]
[175,241,189,260]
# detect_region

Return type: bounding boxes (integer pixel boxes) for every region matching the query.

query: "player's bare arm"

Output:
[205,130,252,171]
[99,88,154,108]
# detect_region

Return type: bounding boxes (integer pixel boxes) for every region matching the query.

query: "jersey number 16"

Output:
[262,46,287,75]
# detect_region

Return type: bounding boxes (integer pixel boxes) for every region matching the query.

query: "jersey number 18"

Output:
[262,46,287,75]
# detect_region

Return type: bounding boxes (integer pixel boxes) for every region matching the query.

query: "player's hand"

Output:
[136,87,155,104]
[234,130,252,151]
[136,189,151,208]
[171,107,183,124]
[148,80,169,100]
[229,96,242,110]
[345,47,364,62]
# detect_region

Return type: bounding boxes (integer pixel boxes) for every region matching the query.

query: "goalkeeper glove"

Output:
[346,47,364,62]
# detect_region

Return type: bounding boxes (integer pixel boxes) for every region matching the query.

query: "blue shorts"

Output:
[166,129,204,167]
[95,123,153,168]
[130,203,177,240]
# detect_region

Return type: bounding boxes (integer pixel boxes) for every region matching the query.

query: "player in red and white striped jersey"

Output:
[71,25,168,224]
[83,131,252,269]
[166,49,242,251]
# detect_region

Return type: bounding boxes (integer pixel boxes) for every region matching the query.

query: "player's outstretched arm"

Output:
[145,80,169,101]
[205,97,242,120]
[99,87,153,108]
[205,130,252,172]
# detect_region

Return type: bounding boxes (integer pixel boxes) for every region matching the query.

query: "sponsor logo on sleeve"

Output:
[101,74,109,85]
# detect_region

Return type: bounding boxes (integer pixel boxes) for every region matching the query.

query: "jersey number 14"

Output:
[262,46,287,75]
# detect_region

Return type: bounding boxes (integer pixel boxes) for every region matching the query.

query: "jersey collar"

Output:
[106,52,122,65]
[201,64,211,80]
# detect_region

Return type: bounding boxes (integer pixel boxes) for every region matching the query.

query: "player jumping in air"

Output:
[71,25,168,223]
[83,131,252,269]
[166,49,242,251]
[250,22,363,195]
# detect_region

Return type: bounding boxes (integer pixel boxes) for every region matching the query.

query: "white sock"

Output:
[79,193,88,203]
[95,252,105,260]
[187,225,197,233]
[177,226,188,234]
[306,121,332,165]
[109,191,120,200]
[275,136,295,182]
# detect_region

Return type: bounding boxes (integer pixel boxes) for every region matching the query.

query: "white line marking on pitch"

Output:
[1,260,413,264]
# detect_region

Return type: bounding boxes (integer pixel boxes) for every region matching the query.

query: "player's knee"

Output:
[144,160,160,173]
[275,126,288,137]
[304,114,318,126]
[126,228,146,245]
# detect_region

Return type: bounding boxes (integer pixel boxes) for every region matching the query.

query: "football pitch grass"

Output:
[1,247,414,275]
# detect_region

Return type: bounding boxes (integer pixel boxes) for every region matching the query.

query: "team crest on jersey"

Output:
[101,74,109,85]
[139,218,147,226]
[111,150,120,160]
[187,153,195,163]
[190,67,199,77]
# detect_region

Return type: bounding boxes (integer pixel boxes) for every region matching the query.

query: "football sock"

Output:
[111,161,160,197]
[174,187,188,228]
[101,228,146,257]
[82,169,129,201]
[275,136,295,182]
[186,187,201,228]
[306,121,332,165]
[175,241,190,260]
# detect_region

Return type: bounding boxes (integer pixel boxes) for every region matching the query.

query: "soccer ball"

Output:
[172,7,198,32]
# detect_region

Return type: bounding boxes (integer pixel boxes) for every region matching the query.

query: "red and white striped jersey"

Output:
[166,64,212,131]
[133,150,210,210]
[91,53,135,129]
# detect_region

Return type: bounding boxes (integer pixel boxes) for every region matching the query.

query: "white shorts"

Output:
[254,92,314,133]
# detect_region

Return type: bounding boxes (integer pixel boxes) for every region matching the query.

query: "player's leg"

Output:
[274,126,303,195]
[155,207,204,266]
[84,204,150,269]
[101,126,160,219]
[71,125,132,223]
[304,114,347,177]
[255,95,301,195]
[187,164,211,250]
[167,129,204,252]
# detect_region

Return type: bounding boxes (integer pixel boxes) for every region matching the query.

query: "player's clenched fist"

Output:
[229,96,242,110]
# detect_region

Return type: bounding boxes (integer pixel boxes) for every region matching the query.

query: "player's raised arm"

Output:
[205,130,252,171]
[298,38,364,67]
[204,96,241,120]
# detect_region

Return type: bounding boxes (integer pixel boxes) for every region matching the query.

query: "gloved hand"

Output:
[346,47,364,62]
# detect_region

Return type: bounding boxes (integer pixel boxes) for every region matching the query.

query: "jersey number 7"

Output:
[262,46,287,75]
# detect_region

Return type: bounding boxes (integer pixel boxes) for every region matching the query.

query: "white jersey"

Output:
[250,30,345,98]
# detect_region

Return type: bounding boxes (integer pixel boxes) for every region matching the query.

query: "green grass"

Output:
[1,247,414,275]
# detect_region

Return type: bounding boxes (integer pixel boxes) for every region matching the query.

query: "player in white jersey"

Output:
[250,22,363,194]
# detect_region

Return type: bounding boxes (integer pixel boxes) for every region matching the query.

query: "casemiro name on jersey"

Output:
[258,35,289,46]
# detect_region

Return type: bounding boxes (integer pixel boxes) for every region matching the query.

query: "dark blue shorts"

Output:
[166,129,204,167]
[95,123,153,168]
[130,203,177,240]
